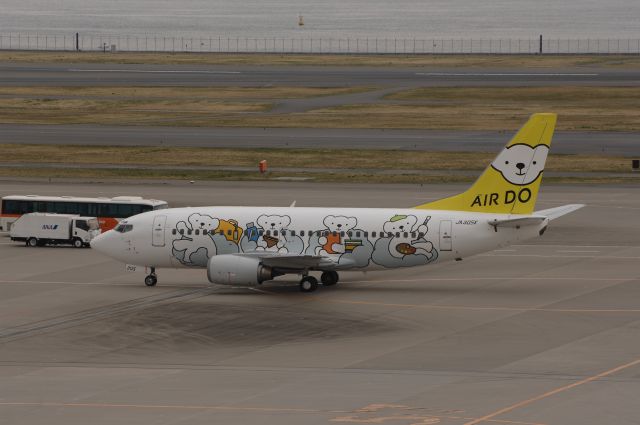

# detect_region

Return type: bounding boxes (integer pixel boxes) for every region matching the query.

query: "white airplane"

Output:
[91,113,583,292]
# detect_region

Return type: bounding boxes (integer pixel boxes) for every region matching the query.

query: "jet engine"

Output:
[207,254,274,286]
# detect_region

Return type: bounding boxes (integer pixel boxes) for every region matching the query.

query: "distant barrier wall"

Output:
[1,33,639,54]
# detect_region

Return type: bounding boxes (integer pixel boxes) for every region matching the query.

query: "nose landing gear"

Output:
[144,267,158,287]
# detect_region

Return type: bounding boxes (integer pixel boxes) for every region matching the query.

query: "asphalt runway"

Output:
[1,180,639,425]
[1,62,639,155]
[2,63,640,87]
[2,124,638,154]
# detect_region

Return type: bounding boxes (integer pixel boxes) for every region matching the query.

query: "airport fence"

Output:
[1,33,640,55]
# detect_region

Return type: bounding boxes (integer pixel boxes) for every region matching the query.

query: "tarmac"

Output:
[2,63,640,87]
[1,180,639,425]
[2,124,639,155]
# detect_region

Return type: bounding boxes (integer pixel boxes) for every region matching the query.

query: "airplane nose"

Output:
[90,231,118,259]
[90,232,106,251]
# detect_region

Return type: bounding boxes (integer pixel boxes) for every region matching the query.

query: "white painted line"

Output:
[513,244,638,248]
[0,280,210,288]
[351,277,637,284]
[557,250,601,253]
[0,280,135,286]
[481,254,640,259]
[68,69,241,74]
[416,72,599,77]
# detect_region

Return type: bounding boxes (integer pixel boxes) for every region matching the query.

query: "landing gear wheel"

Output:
[321,271,339,286]
[299,276,318,293]
[144,275,157,287]
[73,238,84,248]
[27,237,37,247]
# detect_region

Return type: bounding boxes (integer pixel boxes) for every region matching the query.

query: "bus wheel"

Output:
[27,237,38,247]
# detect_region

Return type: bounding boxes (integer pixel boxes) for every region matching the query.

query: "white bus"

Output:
[0,195,168,232]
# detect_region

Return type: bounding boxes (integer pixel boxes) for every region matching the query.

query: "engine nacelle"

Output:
[207,254,274,286]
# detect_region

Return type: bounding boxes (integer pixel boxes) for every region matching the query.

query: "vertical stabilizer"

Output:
[415,113,556,214]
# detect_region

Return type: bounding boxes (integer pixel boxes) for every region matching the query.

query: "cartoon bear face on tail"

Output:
[491,144,549,185]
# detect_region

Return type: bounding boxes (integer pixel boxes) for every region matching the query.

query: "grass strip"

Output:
[0,144,632,173]
[0,166,635,185]
[1,85,639,130]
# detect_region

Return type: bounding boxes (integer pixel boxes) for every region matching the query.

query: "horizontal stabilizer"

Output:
[534,204,585,221]
[489,216,547,228]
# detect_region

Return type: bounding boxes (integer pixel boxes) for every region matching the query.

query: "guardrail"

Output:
[1,33,639,54]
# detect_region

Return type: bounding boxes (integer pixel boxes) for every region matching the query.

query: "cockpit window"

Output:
[114,223,133,233]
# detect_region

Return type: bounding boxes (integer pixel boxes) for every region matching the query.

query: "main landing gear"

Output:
[321,271,339,286]
[299,271,340,292]
[299,275,318,293]
[144,267,158,287]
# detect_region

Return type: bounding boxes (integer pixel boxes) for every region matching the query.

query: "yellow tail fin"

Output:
[415,113,556,214]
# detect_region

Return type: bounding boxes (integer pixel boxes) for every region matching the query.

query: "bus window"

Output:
[77,203,89,215]
[2,200,17,214]
[56,202,78,214]
[87,203,98,216]
[116,204,133,217]
[103,203,117,217]
[19,200,33,214]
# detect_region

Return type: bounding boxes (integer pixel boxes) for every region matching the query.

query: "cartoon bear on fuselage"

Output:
[256,214,291,253]
[383,215,434,259]
[317,215,357,256]
[172,213,219,265]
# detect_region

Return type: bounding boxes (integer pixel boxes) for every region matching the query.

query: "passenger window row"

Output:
[169,227,424,239]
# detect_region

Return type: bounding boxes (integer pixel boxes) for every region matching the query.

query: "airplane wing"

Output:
[238,251,339,270]
[534,204,585,221]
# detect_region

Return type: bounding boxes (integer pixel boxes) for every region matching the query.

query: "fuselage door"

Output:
[439,220,453,251]
[152,215,167,247]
